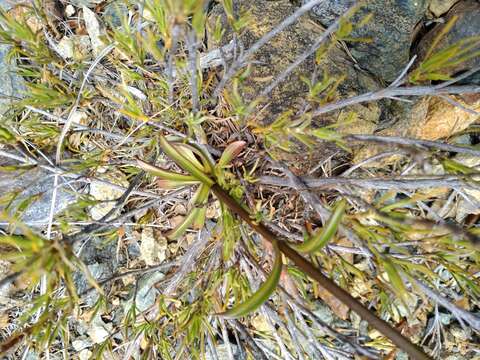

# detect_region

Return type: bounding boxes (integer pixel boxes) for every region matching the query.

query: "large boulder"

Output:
[305,0,428,84]
[208,0,381,171]
[416,0,480,85]
[0,1,25,115]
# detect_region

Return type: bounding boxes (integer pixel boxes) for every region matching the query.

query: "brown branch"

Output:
[210,184,431,360]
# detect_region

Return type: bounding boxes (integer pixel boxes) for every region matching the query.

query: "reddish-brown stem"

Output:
[211,184,431,360]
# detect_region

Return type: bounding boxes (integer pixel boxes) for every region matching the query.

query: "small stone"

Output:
[206,344,239,360]
[450,326,472,341]
[123,271,165,312]
[439,312,452,325]
[56,36,91,61]
[206,201,220,219]
[65,4,75,17]
[140,228,167,265]
[57,36,75,59]
[89,169,128,220]
[72,338,92,352]
[79,349,92,360]
[70,0,103,6]
[452,154,480,221]
[8,4,43,33]
[83,6,106,56]
[251,314,272,333]
[413,96,480,140]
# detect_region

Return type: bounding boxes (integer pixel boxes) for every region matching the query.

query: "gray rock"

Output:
[0,0,25,115]
[0,166,77,225]
[73,236,119,304]
[305,0,428,83]
[123,271,165,312]
[303,0,355,27]
[73,262,112,305]
[415,0,480,85]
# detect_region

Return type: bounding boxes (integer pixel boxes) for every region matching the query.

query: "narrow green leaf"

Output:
[383,259,408,303]
[218,243,282,318]
[294,200,346,253]
[166,207,203,240]
[166,184,210,240]
[159,136,214,185]
[442,158,475,175]
[192,8,205,36]
[0,126,15,143]
[0,234,44,252]
[137,159,198,182]
[175,143,214,173]
[192,183,211,205]
[193,206,206,230]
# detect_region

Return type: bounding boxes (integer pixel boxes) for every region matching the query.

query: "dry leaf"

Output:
[0,312,9,329]
[87,315,112,344]
[251,314,272,333]
[9,5,42,33]
[82,6,106,56]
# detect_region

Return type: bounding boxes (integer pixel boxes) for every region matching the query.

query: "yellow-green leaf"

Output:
[159,136,214,185]
[0,126,15,143]
[166,183,210,240]
[175,143,214,173]
[137,159,198,182]
[166,207,203,240]
[294,200,346,253]
[383,259,408,303]
[218,243,282,318]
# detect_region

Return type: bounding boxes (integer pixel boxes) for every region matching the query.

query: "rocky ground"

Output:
[0,0,479,359]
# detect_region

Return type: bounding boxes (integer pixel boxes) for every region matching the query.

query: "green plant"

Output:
[137,135,430,359]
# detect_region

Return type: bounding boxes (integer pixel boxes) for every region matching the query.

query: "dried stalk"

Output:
[346,134,480,157]
[259,174,480,191]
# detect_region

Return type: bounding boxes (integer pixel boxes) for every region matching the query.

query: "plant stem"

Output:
[210,184,431,360]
